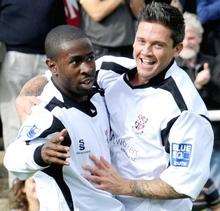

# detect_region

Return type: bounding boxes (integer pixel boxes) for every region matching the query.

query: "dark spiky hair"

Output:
[138,2,185,46]
[45,25,88,59]
[144,0,172,4]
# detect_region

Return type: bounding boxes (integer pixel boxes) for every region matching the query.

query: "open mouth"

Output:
[140,58,156,66]
[81,77,95,85]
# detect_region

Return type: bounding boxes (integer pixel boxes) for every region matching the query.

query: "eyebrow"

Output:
[68,52,94,63]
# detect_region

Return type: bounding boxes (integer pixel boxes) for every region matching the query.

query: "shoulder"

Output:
[96,56,136,90]
[163,62,208,115]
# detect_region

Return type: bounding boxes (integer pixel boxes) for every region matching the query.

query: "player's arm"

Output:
[19,75,48,97]
[16,74,48,121]
[4,129,70,179]
[83,155,186,199]
[79,0,125,22]
[129,0,145,17]
[84,112,214,199]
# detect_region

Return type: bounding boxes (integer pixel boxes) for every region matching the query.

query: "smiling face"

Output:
[133,21,182,85]
[47,38,96,100]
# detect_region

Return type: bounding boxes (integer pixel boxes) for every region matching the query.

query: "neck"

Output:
[130,75,149,86]
[52,78,88,103]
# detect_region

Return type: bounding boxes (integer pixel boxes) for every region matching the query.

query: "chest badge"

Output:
[132,114,148,134]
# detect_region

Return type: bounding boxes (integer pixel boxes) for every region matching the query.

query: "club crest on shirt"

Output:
[171,143,192,167]
[17,125,41,140]
[132,114,148,134]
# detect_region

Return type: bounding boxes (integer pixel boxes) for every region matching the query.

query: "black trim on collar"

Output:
[49,79,98,117]
[100,61,129,75]
[159,77,188,112]
[124,59,174,89]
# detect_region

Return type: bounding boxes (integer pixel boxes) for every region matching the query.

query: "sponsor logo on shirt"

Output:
[109,137,138,161]
[171,143,192,167]
[76,139,90,154]
[132,114,148,134]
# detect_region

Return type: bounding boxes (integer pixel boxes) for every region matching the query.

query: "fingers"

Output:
[43,147,70,159]
[89,154,111,169]
[42,144,70,165]
[83,164,103,176]
[84,174,103,184]
[89,154,107,169]
[203,62,209,71]
[41,129,70,165]
[50,129,68,144]
[44,155,70,166]
[100,156,111,168]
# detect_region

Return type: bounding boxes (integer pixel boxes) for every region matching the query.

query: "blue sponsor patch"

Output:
[171,143,192,167]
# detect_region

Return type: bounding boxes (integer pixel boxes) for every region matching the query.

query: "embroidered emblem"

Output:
[132,114,148,134]
[76,139,90,154]
[171,143,192,167]
[27,125,40,138]
[17,125,40,140]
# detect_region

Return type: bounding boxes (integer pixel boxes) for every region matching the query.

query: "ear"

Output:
[46,59,58,75]
[173,43,183,57]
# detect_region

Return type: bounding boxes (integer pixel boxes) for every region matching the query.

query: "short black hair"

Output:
[45,25,88,59]
[144,0,172,4]
[138,2,185,46]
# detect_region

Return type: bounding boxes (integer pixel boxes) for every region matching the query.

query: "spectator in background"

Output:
[78,0,145,58]
[176,12,220,210]
[0,0,66,149]
[63,0,81,27]
[197,0,220,56]
[0,0,66,186]
[178,0,197,13]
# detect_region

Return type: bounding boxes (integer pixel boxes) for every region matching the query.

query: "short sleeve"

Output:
[96,55,136,90]
[160,111,214,199]
[16,105,54,142]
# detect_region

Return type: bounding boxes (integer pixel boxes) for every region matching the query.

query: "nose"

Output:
[182,38,188,47]
[80,61,95,74]
[141,44,153,55]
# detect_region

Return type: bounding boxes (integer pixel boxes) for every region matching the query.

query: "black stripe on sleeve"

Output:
[161,116,179,153]
[34,144,48,167]
[38,116,65,139]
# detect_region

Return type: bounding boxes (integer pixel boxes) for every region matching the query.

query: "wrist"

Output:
[121,179,133,195]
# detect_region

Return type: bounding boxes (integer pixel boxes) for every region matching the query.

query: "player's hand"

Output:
[194,63,211,89]
[16,96,40,122]
[83,155,131,195]
[41,129,70,166]
[24,178,40,209]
